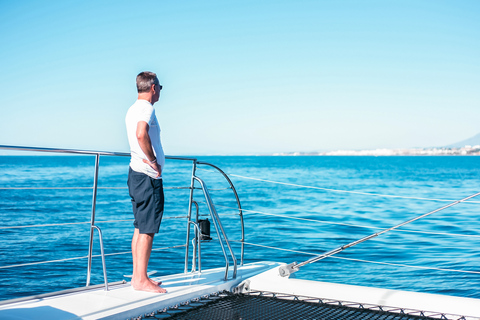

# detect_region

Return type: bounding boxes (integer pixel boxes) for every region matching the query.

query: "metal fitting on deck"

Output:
[278,262,299,277]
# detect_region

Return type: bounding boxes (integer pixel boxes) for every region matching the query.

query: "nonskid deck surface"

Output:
[0,262,281,320]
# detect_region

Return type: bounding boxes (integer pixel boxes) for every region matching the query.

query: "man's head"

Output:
[136,71,162,104]
[136,71,160,93]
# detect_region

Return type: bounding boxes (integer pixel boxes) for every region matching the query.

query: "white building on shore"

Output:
[274,145,480,156]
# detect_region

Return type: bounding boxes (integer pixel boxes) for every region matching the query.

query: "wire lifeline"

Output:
[234,240,480,275]
[0,187,188,190]
[288,191,480,274]
[163,173,480,277]
[197,168,480,204]
[0,221,91,229]
[0,215,192,230]
[0,245,187,270]
[210,203,480,239]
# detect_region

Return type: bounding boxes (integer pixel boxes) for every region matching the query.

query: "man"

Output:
[125,71,166,293]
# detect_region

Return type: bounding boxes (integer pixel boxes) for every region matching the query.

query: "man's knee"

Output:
[138,232,155,240]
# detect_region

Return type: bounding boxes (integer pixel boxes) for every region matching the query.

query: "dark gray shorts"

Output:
[127,167,164,234]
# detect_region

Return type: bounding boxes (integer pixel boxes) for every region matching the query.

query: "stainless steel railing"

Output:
[194,176,237,279]
[197,161,244,268]
[0,145,245,290]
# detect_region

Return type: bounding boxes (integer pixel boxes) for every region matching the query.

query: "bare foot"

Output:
[132,277,162,286]
[132,278,167,293]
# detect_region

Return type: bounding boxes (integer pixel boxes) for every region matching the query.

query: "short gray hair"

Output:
[136,71,159,93]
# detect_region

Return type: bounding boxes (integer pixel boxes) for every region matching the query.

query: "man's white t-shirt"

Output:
[125,99,165,179]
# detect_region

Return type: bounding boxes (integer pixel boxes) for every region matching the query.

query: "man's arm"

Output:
[136,121,161,178]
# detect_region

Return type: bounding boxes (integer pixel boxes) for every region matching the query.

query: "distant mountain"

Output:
[446,132,480,148]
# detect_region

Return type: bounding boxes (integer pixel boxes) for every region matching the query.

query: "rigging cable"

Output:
[278,191,480,277]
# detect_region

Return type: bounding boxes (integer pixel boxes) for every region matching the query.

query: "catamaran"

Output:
[0,145,479,320]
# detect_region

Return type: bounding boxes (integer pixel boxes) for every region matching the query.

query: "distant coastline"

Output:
[1,144,480,157]
[274,145,480,156]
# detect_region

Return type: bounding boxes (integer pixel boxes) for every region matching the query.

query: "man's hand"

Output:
[143,159,161,178]
[136,121,161,178]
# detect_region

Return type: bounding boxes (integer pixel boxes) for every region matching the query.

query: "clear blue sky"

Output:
[0,1,479,155]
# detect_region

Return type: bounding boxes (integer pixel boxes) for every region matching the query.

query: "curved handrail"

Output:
[86,154,100,286]
[194,176,237,279]
[196,161,245,265]
[91,225,109,290]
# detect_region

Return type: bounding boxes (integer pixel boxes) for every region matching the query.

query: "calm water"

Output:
[0,155,479,301]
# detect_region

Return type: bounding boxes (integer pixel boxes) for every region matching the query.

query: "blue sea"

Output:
[1,155,480,302]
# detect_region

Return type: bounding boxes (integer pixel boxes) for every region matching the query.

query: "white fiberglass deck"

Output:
[245,265,480,320]
[2,262,480,320]
[0,262,281,320]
